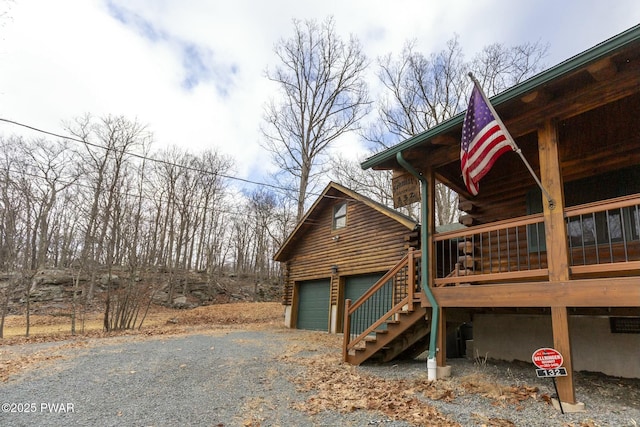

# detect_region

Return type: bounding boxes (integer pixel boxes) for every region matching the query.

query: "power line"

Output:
[0,117,290,193]
[0,117,358,205]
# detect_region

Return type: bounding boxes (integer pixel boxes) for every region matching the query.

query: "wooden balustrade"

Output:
[433,194,640,285]
[342,195,640,363]
[342,249,422,361]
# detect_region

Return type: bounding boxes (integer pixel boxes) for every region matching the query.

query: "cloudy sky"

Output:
[1,0,638,190]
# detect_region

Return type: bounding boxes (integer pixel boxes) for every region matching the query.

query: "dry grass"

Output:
[0,302,283,383]
[1,302,283,343]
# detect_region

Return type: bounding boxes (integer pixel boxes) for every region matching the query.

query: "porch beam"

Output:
[507,60,640,138]
[431,276,640,307]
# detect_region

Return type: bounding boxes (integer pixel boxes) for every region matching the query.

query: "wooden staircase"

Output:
[345,301,430,365]
[343,249,434,365]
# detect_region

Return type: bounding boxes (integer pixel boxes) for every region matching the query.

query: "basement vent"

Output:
[610,317,640,334]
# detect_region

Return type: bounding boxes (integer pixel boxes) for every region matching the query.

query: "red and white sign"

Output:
[531,347,564,370]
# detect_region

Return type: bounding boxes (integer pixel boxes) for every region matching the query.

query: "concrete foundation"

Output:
[437,365,452,379]
[473,314,640,379]
[330,304,338,333]
[552,398,586,413]
[284,305,292,328]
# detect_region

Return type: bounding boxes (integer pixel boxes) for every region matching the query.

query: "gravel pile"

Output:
[1,328,638,426]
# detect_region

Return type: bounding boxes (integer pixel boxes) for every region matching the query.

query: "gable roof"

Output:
[273,181,419,262]
[361,24,640,172]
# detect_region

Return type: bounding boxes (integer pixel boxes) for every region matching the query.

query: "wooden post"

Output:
[407,248,415,306]
[538,119,576,404]
[425,166,436,294]
[436,307,447,367]
[342,299,351,363]
[539,121,569,282]
[552,306,575,401]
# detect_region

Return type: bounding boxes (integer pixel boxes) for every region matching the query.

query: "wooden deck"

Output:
[433,194,640,286]
[343,195,640,365]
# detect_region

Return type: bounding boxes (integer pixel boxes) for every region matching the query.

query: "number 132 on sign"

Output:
[536,367,567,377]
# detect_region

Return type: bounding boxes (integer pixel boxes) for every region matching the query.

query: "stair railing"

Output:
[342,248,422,362]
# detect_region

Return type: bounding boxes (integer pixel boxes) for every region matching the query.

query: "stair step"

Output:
[399,309,416,315]
[345,305,430,366]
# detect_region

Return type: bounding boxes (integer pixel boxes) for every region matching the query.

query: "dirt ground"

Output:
[1,302,639,427]
[1,301,284,341]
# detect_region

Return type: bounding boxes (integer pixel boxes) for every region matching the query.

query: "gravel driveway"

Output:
[0,329,411,427]
[1,327,638,426]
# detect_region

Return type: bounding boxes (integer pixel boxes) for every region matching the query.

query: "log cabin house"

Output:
[349,25,640,408]
[274,182,419,333]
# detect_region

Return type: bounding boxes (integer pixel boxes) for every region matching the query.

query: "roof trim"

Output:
[361,24,640,171]
[273,181,419,261]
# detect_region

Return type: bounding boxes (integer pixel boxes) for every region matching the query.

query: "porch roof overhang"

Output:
[360,24,640,179]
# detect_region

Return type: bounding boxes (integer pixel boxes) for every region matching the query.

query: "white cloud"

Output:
[1,0,639,190]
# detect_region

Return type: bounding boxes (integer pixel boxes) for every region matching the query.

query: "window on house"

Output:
[333,203,347,229]
[567,211,625,247]
[527,165,640,250]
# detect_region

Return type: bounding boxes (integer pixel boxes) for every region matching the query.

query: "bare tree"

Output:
[67,114,149,300]
[470,40,549,96]
[0,0,13,27]
[0,282,8,338]
[368,36,548,149]
[0,137,22,272]
[262,16,371,221]
[329,155,419,220]
[21,138,78,269]
[247,189,277,282]
[367,36,548,225]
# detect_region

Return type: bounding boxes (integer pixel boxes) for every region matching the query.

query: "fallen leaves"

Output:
[286,353,460,426]
[458,372,540,406]
[277,331,556,427]
[0,349,63,382]
[471,413,516,426]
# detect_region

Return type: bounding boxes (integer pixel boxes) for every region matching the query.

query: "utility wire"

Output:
[0,117,360,204]
[0,117,290,193]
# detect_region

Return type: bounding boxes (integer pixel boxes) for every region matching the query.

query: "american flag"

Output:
[460,84,514,195]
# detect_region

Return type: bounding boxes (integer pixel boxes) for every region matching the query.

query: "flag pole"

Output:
[467,73,555,209]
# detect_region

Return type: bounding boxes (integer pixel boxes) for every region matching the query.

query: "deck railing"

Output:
[433,194,640,285]
[433,214,548,286]
[342,249,421,362]
[565,194,640,276]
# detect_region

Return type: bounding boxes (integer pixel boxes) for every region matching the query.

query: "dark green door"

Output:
[296,279,331,331]
[344,273,384,303]
[344,273,387,334]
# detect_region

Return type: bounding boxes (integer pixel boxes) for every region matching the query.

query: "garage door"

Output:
[344,273,384,303]
[344,273,387,334]
[296,279,331,331]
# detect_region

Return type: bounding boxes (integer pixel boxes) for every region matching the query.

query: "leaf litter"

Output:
[279,331,549,427]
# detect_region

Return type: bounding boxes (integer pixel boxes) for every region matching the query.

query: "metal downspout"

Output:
[396,152,440,379]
